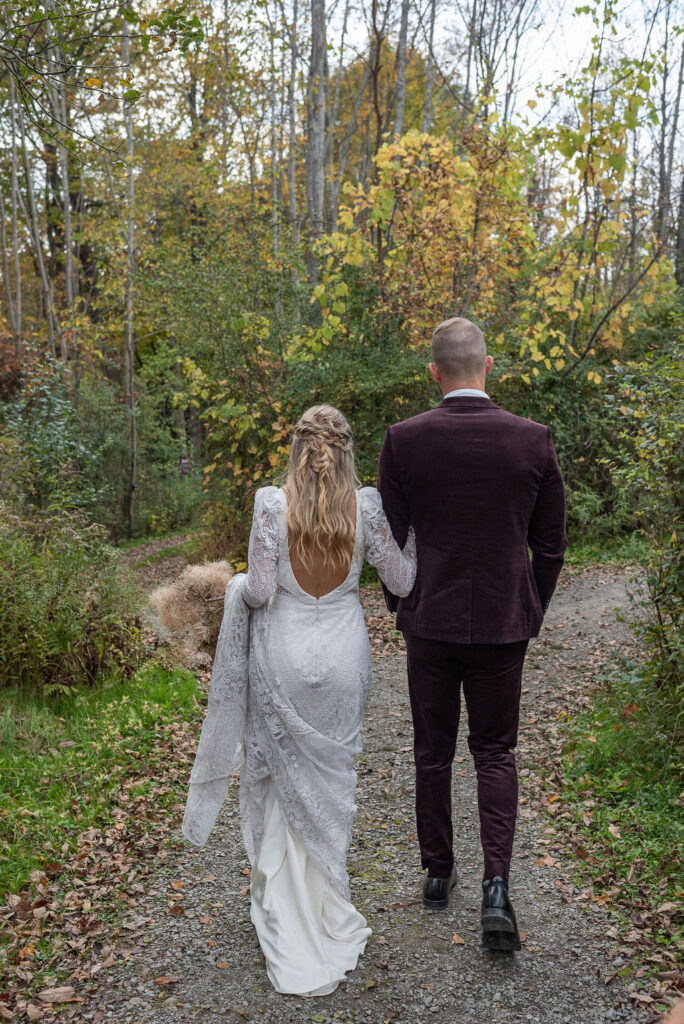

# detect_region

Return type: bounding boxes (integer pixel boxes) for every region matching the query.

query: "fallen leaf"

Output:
[216,961,231,969]
[657,901,679,914]
[607,823,621,839]
[154,976,179,985]
[451,932,466,945]
[168,905,185,916]
[37,987,77,1004]
[535,853,557,867]
[27,1006,44,1022]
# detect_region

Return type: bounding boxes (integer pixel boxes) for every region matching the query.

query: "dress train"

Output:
[249,780,371,996]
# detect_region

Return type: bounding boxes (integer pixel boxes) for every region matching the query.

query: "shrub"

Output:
[0,505,141,694]
[610,342,683,748]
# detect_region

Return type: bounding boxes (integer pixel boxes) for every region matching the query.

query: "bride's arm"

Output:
[360,487,416,598]
[242,487,280,608]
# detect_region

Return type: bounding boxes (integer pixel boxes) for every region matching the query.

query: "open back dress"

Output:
[183,485,416,996]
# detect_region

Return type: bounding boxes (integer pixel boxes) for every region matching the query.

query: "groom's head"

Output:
[429,317,493,394]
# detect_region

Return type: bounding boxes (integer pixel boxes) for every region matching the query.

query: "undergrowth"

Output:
[0,662,202,896]
[560,659,683,977]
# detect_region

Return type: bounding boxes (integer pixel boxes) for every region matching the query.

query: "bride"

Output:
[182,404,416,997]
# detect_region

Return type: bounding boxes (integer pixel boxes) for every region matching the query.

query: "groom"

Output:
[378,317,567,951]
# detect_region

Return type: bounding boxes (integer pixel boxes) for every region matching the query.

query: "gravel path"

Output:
[82,567,651,1024]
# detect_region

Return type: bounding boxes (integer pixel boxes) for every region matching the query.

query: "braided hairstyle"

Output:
[281,404,360,573]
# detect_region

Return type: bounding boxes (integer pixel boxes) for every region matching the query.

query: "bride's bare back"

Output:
[288,496,357,598]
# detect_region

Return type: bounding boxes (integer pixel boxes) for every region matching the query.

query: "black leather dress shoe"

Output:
[481,876,522,951]
[422,867,458,909]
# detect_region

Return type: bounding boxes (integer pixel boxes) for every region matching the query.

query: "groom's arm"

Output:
[378,427,411,611]
[528,428,567,615]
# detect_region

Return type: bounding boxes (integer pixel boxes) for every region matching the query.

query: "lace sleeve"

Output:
[242,487,280,608]
[360,486,417,598]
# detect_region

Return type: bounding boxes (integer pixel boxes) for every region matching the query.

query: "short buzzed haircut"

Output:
[431,317,487,381]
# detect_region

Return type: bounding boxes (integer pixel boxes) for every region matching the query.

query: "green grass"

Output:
[0,662,202,894]
[129,541,193,566]
[561,659,683,956]
[565,532,650,568]
[116,526,201,553]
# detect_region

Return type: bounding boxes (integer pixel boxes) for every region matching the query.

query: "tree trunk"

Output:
[15,86,59,358]
[287,0,299,245]
[330,64,372,224]
[656,2,670,243]
[0,188,18,343]
[122,18,137,537]
[269,26,279,260]
[306,0,326,278]
[45,0,78,354]
[394,0,410,137]
[8,75,22,354]
[675,169,684,288]
[422,0,436,132]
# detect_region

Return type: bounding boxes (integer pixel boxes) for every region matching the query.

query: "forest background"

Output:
[0,0,682,1008]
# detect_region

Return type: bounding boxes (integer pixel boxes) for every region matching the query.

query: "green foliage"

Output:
[0,661,201,894]
[0,504,141,693]
[610,342,684,727]
[562,659,683,949]
[492,356,637,542]
[0,364,114,515]
[0,357,204,542]
[565,533,650,568]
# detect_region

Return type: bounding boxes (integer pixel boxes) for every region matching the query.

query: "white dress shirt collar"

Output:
[443,388,489,399]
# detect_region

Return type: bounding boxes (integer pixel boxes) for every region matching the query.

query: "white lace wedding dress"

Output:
[182,485,416,997]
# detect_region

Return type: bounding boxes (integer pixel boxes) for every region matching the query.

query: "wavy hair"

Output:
[281,405,359,573]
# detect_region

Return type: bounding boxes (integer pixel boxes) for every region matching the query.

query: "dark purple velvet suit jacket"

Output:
[378,396,567,644]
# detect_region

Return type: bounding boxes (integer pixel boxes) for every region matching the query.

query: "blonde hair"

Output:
[281,404,359,573]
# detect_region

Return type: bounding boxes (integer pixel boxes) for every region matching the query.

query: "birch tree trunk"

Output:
[7,74,21,353]
[45,0,78,354]
[394,0,410,137]
[287,0,299,245]
[0,188,18,345]
[15,86,59,358]
[675,168,684,287]
[306,0,326,278]
[122,18,137,537]
[656,2,671,243]
[422,0,436,132]
[325,0,350,227]
[269,24,279,260]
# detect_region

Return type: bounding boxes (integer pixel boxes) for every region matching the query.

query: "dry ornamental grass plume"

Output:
[149,561,233,668]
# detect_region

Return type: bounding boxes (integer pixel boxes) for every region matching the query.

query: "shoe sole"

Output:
[422,874,457,909]
[482,929,522,952]
[481,908,521,951]
[481,908,515,932]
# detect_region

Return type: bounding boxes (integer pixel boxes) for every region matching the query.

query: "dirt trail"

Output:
[82,565,652,1024]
